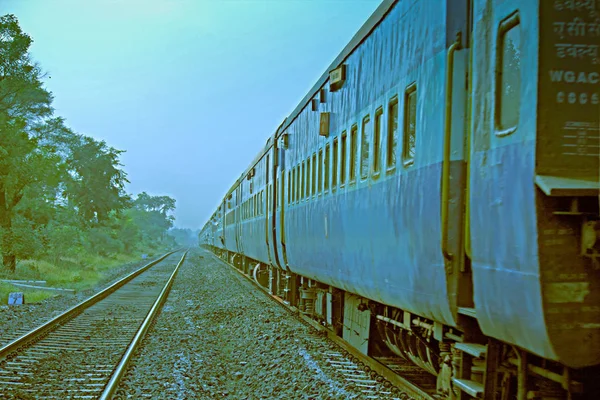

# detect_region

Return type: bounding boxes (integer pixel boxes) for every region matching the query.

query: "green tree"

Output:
[65,135,130,225]
[0,15,58,271]
[129,192,176,247]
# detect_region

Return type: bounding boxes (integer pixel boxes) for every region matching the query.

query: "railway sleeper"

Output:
[208,247,600,400]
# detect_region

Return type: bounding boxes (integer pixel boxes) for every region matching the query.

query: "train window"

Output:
[277,177,281,208]
[311,153,317,196]
[279,177,283,208]
[496,13,520,134]
[373,108,383,175]
[387,97,398,170]
[332,137,338,189]
[360,115,371,179]
[318,149,323,194]
[301,161,305,200]
[296,165,300,203]
[324,144,330,192]
[350,124,357,182]
[287,171,291,205]
[403,83,417,166]
[296,164,301,203]
[340,131,347,186]
[291,166,296,203]
[306,157,311,197]
[305,159,310,198]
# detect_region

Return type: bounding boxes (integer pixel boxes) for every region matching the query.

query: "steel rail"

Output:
[210,251,436,400]
[0,250,177,360]
[100,251,188,400]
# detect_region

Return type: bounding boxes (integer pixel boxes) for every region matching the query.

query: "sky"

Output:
[2,0,381,229]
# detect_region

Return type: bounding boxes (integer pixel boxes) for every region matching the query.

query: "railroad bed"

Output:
[0,251,185,399]
[1,249,433,399]
[115,248,416,399]
[0,258,157,348]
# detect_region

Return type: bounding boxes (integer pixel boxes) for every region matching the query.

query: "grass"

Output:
[0,250,160,305]
[0,282,55,305]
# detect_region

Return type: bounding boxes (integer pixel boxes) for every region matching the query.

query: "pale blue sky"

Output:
[3,0,381,229]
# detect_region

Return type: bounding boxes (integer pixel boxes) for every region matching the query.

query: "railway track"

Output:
[212,251,440,400]
[0,250,186,399]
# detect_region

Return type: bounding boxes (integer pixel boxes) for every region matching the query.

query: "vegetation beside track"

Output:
[0,14,198,290]
[0,253,143,304]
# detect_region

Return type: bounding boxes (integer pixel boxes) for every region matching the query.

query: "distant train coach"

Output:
[200,0,600,398]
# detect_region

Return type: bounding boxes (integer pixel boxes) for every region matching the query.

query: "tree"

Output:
[0,15,57,271]
[64,135,130,225]
[129,193,176,247]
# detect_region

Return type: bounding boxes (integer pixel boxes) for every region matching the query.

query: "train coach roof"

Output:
[211,0,396,211]
[278,0,395,136]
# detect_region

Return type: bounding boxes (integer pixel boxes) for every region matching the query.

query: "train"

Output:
[199,0,600,398]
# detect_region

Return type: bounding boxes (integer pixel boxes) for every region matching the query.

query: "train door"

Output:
[236,186,244,255]
[274,140,289,270]
[441,0,472,312]
[265,153,273,265]
[269,144,283,270]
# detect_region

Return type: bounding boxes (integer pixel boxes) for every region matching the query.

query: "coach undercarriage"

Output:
[207,247,598,400]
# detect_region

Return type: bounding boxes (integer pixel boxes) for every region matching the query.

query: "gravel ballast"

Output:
[0,254,169,348]
[117,248,404,399]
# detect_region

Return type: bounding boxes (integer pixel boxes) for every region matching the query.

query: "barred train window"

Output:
[306,157,311,197]
[301,161,305,200]
[324,144,330,192]
[387,97,398,170]
[311,153,317,195]
[296,166,300,203]
[318,149,323,193]
[290,168,296,204]
[332,138,338,189]
[296,164,302,203]
[305,159,310,198]
[403,83,417,165]
[340,131,347,185]
[360,115,370,179]
[287,171,291,205]
[496,13,520,133]
[350,125,357,181]
[373,108,383,174]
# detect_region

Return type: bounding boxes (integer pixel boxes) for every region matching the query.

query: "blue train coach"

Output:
[199,0,600,398]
